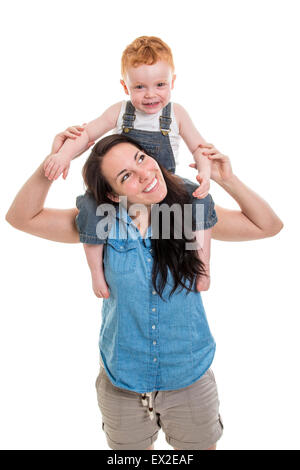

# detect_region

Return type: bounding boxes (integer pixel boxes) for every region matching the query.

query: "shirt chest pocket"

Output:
[104,239,138,274]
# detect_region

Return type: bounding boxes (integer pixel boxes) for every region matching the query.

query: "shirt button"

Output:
[147,258,151,262]
[152,308,156,312]
[153,357,157,362]
[152,325,156,330]
[153,340,157,345]
[152,291,156,295]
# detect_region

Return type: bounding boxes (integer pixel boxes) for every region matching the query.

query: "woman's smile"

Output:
[143,176,158,193]
[101,142,167,205]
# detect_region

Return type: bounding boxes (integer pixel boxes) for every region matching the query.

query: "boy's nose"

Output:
[144,88,155,98]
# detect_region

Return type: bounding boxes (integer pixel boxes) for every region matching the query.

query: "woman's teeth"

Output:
[143,177,158,192]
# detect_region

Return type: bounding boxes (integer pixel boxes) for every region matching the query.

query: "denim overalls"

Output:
[122,100,176,173]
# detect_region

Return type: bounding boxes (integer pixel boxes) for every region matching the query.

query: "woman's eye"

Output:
[121,155,145,182]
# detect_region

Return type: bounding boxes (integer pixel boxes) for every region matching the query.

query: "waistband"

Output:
[99,356,155,420]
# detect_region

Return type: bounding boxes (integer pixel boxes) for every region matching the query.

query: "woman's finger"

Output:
[198,143,214,149]
[207,153,228,160]
[48,163,60,180]
[62,166,69,180]
[202,148,218,156]
[66,128,81,136]
[44,159,51,172]
[52,167,63,181]
[64,131,78,139]
[45,160,55,178]
[70,126,84,133]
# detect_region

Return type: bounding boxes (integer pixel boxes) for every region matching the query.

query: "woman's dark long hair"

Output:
[82,134,207,300]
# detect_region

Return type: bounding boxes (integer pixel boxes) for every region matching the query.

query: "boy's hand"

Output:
[44,124,94,181]
[196,275,211,292]
[190,143,232,185]
[192,173,210,199]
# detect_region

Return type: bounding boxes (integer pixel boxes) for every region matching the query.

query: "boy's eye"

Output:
[135,85,144,89]
[157,82,166,87]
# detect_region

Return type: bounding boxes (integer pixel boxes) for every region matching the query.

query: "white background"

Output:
[1,0,299,450]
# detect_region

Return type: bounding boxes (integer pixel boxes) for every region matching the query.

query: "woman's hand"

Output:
[189,143,233,185]
[51,124,85,154]
[44,125,95,180]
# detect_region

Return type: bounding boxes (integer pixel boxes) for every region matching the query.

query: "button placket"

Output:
[150,277,159,380]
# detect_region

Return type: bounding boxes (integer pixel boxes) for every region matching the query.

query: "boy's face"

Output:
[121,60,176,114]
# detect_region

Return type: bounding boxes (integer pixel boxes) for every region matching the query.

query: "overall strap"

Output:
[159,102,172,136]
[122,101,136,133]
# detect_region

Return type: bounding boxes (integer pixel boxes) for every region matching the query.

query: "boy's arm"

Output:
[173,103,212,198]
[83,244,110,298]
[44,101,122,180]
[194,228,211,291]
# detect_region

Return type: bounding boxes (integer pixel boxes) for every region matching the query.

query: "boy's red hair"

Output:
[121,36,175,78]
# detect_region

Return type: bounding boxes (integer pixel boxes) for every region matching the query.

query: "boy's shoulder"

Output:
[172,102,190,125]
[101,101,123,127]
[172,102,188,116]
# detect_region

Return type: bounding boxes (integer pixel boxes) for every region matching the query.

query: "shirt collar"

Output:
[110,204,152,241]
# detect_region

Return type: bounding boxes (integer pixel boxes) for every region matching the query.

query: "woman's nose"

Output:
[138,167,151,182]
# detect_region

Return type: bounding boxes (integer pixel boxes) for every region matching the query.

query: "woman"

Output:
[5,129,283,451]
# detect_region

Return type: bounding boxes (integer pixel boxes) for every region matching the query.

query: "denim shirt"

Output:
[96,192,217,393]
[76,177,218,244]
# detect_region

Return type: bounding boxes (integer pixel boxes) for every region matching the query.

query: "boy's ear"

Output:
[120,79,129,95]
[171,74,177,90]
[107,192,120,203]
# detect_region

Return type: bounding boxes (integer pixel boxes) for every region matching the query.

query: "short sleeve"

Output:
[75,191,108,244]
[179,177,218,231]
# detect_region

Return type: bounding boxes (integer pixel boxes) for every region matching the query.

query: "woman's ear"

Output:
[107,192,120,203]
[120,79,129,95]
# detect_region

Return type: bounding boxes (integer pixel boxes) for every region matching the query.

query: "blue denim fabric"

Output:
[75,176,218,244]
[122,100,175,172]
[122,128,175,174]
[75,100,217,243]
[99,204,216,393]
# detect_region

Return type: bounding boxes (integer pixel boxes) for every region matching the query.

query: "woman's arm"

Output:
[212,176,283,241]
[5,128,87,243]
[191,147,284,241]
[5,158,79,243]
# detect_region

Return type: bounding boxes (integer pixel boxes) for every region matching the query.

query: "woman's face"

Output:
[101,143,168,207]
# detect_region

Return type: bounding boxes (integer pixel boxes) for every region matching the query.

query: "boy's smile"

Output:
[120,61,176,115]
